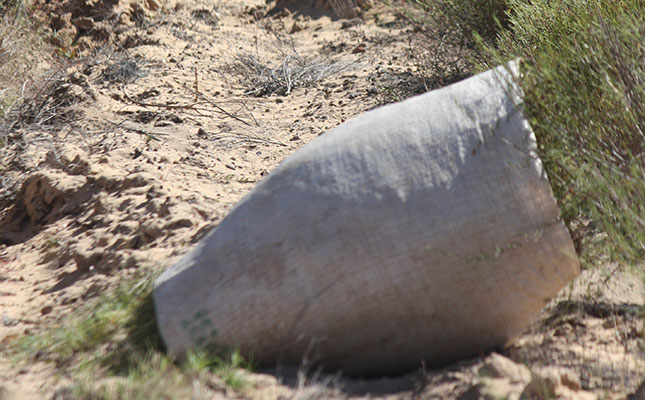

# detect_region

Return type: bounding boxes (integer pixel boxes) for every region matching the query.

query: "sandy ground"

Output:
[0,0,643,398]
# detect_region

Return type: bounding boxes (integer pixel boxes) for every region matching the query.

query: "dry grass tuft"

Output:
[232,31,355,96]
[292,364,341,400]
[3,68,87,135]
[0,0,51,124]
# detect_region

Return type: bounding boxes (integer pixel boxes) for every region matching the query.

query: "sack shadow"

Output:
[261,363,419,397]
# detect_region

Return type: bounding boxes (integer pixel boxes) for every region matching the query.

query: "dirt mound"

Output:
[30,0,165,54]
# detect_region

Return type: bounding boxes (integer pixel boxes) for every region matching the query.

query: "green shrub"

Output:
[413,0,510,47]
[488,0,644,264]
[415,0,644,265]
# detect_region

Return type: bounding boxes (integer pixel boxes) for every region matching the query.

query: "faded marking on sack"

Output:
[181,308,218,347]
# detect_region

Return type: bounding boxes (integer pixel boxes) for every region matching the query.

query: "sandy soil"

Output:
[0,0,643,398]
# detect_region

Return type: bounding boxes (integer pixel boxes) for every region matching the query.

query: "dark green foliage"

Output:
[489,0,644,264]
[415,0,645,265]
[414,0,509,47]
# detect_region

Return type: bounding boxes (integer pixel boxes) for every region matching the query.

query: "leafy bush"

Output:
[416,0,644,265]
[490,0,644,264]
[413,0,509,47]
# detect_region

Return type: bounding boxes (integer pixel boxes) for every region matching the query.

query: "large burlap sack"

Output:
[153,62,579,375]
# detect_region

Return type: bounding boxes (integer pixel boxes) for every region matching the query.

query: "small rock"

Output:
[352,43,366,54]
[459,378,521,400]
[357,0,373,9]
[50,12,72,31]
[535,367,581,394]
[481,353,531,384]
[41,305,53,315]
[145,0,159,11]
[560,370,581,392]
[165,218,193,230]
[521,375,557,400]
[274,7,290,18]
[72,16,94,32]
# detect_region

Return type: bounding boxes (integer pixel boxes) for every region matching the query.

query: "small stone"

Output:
[41,305,53,315]
[356,0,373,9]
[481,353,532,384]
[146,0,159,11]
[352,43,366,54]
[50,12,72,31]
[459,378,522,400]
[522,375,557,400]
[275,7,290,18]
[72,16,94,32]
[560,370,581,392]
[165,218,193,230]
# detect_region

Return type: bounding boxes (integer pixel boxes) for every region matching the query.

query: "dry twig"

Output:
[121,85,254,127]
[104,118,168,141]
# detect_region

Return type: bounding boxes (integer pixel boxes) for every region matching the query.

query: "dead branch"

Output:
[122,85,254,127]
[105,118,168,141]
